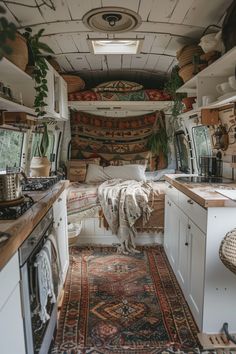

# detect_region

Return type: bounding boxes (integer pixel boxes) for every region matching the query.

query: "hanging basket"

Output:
[5,32,28,71]
[176,44,203,68]
[219,228,236,275]
[179,63,207,83]
[61,74,85,93]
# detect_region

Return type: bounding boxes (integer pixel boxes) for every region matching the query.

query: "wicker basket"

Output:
[219,228,236,275]
[5,32,28,71]
[68,221,83,246]
[47,57,61,73]
[61,74,85,93]
[179,63,207,83]
[176,44,203,68]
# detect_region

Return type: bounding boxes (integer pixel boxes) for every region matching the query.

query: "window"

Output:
[174,130,191,173]
[192,125,212,168]
[0,128,24,169]
[31,131,55,161]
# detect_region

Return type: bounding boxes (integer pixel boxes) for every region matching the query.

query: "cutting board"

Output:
[215,189,236,201]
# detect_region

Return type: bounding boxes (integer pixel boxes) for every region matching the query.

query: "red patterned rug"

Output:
[51,246,200,354]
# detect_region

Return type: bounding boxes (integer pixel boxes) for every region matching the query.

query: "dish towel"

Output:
[34,243,56,323]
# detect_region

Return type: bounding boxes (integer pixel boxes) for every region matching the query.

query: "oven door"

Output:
[20,223,59,354]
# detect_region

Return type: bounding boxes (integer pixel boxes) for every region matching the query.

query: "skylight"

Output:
[89,39,142,54]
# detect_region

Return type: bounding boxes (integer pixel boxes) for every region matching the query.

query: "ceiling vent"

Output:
[82,7,142,33]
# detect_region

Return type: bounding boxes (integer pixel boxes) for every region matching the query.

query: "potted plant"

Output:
[0,6,28,70]
[23,27,54,118]
[147,112,168,170]
[30,123,51,177]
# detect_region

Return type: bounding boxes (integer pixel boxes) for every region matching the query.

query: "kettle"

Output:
[0,168,27,203]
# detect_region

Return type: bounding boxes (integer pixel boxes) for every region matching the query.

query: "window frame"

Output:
[192,125,212,171]
[0,126,25,170]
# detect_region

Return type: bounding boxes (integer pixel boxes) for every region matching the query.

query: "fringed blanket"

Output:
[98,179,154,254]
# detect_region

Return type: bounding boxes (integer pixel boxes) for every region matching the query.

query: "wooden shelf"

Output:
[0,57,33,85]
[0,96,35,115]
[177,47,236,94]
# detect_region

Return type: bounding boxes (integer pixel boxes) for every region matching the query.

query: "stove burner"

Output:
[22,176,60,191]
[0,195,34,220]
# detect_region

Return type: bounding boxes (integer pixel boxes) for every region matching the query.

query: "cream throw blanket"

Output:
[98,179,153,253]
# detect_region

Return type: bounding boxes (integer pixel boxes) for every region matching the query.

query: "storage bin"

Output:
[68,221,83,246]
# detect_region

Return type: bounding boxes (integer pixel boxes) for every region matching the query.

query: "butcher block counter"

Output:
[0,181,67,270]
[165,174,236,208]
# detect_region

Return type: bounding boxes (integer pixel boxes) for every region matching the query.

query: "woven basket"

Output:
[219,228,236,275]
[5,32,28,71]
[176,45,203,68]
[179,63,207,83]
[62,74,85,93]
[47,57,61,73]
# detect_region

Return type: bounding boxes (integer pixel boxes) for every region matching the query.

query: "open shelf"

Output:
[0,96,35,115]
[177,47,236,93]
[0,57,33,85]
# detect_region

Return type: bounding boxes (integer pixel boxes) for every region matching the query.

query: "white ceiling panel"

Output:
[5,0,44,25]
[182,0,233,27]
[66,0,102,20]
[148,0,179,22]
[169,0,195,24]
[138,0,155,21]
[41,36,63,55]
[65,54,90,71]
[71,34,90,53]
[144,54,160,71]
[130,54,147,70]
[39,0,71,22]
[102,0,139,12]
[56,56,73,72]
[121,55,132,69]
[106,55,122,70]
[150,34,171,54]
[154,55,174,72]
[54,34,78,53]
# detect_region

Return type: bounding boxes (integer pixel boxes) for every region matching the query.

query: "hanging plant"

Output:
[23,27,54,117]
[147,111,169,161]
[0,5,17,60]
[34,123,49,157]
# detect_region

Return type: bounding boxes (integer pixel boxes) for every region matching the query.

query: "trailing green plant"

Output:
[23,27,54,117]
[147,112,168,161]
[0,5,17,60]
[35,123,49,157]
[164,65,186,118]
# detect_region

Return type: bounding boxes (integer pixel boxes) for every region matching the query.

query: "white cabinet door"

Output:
[53,190,69,283]
[164,196,179,271]
[187,220,205,329]
[59,76,68,120]
[0,283,25,354]
[44,65,55,115]
[176,208,189,296]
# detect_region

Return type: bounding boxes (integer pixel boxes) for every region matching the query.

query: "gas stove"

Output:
[0,195,34,220]
[22,176,60,191]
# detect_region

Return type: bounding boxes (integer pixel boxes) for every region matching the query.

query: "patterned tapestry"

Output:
[70,111,167,170]
[68,89,171,102]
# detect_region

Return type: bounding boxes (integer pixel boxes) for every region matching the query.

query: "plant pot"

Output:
[181,97,196,112]
[30,156,51,177]
[5,32,28,72]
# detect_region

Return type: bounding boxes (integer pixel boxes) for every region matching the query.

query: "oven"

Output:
[19,208,60,354]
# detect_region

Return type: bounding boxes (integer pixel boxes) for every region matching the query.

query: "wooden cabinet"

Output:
[0,253,25,354]
[164,196,179,271]
[53,190,69,283]
[164,181,236,333]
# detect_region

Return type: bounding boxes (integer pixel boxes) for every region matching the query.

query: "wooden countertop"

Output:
[165,174,236,208]
[0,181,67,270]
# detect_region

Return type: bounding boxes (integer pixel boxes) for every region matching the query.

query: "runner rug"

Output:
[51,246,200,354]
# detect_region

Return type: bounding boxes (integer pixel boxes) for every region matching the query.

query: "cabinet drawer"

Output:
[165,183,179,205]
[178,191,207,233]
[0,252,20,311]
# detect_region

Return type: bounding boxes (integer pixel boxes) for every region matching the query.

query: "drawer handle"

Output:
[168,185,173,189]
[187,199,194,205]
[58,197,62,202]
[185,242,189,246]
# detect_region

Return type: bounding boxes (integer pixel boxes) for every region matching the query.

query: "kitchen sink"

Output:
[175,176,234,184]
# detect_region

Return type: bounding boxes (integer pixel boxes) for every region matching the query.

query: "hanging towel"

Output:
[34,245,56,323]
[48,232,63,285]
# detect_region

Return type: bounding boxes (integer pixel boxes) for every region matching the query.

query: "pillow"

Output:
[145,169,175,181]
[92,80,143,93]
[109,159,148,166]
[67,158,100,182]
[85,164,146,184]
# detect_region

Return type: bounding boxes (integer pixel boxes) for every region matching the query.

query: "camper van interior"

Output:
[1,0,236,353]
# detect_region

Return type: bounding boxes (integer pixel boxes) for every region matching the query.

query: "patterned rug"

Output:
[51,246,200,354]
